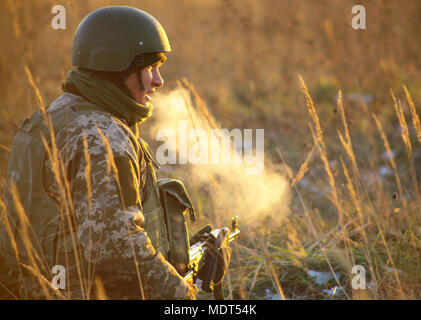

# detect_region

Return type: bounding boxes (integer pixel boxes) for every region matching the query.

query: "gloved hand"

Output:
[184,283,199,300]
[197,229,232,293]
[190,224,213,246]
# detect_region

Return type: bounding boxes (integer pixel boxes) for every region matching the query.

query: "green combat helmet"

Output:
[72,6,171,72]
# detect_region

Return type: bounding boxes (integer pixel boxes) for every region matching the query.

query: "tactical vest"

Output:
[136,136,170,258]
[1,94,170,285]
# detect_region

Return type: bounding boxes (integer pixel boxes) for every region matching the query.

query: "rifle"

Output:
[184,216,240,292]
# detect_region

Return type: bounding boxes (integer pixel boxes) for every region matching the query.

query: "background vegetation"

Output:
[0,0,420,299]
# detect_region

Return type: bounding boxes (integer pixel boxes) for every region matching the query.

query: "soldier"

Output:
[0,6,198,300]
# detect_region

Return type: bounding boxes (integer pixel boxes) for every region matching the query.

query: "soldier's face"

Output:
[125,63,164,105]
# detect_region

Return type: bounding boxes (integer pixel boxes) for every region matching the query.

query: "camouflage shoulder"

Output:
[46,92,85,113]
[50,94,140,159]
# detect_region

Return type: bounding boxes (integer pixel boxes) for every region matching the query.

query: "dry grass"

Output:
[0,0,420,300]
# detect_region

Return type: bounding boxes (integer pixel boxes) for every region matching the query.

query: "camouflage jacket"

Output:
[3,93,191,299]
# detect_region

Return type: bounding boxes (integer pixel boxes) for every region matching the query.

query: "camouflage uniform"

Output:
[1,6,197,300]
[1,92,192,299]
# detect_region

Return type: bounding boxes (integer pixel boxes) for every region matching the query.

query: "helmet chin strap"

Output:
[134,54,145,92]
[136,68,145,91]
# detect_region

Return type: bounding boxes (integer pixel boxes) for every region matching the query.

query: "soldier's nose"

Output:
[152,69,164,88]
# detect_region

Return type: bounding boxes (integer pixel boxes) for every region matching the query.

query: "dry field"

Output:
[0,0,420,299]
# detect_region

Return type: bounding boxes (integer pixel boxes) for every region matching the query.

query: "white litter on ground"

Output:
[307,270,341,285]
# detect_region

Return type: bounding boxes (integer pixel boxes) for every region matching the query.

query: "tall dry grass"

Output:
[0,0,420,300]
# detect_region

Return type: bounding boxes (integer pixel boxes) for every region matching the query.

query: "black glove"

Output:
[190,224,213,246]
[197,228,232,293]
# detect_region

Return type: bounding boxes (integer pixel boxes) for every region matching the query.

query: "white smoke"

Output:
[149,87,291,225]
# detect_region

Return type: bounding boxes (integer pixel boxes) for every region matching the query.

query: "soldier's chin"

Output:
[136,97,147,105]
[138,95,151,106]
